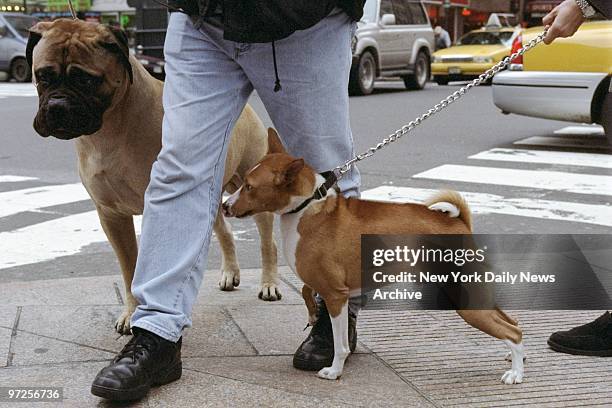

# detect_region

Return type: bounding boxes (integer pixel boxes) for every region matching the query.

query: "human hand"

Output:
[542,0,585,44]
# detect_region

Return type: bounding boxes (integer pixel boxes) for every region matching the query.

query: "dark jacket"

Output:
[588,0,612,19]
[170,0,365,43]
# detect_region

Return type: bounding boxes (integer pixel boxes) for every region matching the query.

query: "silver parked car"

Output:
[350,0,434,95]
[0,13,38,82]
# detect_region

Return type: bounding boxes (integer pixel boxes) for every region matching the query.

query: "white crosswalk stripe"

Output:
[0,83,37,99]
[362,186,612,228]
[0,211,142,270]
[469,148,612,170]
[414,164,612,196]
[0,183,89,218]
[0,175,38,183]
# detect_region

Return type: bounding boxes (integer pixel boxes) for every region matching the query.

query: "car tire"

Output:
[10,58,31,83]
[434,76,449,85]
[602,90,611,144]
[349,50,376,96]
[403,50,429,90]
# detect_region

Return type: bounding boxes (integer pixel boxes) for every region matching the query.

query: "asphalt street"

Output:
[1,80,611,285]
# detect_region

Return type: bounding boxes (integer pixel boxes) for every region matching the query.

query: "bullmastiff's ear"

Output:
[26,22,52,68]
[267,128,287,154]
[101,25,133,84]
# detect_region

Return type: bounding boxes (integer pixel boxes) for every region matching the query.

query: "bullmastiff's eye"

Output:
[36,69,57,86]
[71,70,103,89]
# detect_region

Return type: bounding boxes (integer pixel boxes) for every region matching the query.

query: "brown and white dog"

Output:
[223,128,525,383]
[26,19,280,335]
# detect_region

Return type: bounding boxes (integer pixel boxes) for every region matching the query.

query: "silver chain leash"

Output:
[333,27,549,178]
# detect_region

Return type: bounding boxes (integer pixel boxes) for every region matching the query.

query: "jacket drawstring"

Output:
[272,41,282,92]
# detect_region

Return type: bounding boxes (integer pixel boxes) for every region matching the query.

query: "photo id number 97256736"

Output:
[0,387,63,402]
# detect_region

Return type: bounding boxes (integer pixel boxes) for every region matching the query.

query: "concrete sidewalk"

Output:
[0,267,610,407]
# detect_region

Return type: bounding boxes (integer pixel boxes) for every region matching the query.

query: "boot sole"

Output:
[91,361,182,401]
[547,339,612,357]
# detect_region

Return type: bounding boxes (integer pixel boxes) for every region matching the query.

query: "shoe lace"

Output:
[116,332,159,363]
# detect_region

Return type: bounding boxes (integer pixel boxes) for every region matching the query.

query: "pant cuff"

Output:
[131,320,182,343]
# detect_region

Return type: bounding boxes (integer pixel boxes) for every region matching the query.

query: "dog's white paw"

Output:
[317,366,342,380]
[115,308,134,335]
[501,369,523,385]
[258,283,282,301]
[219,269,240,291]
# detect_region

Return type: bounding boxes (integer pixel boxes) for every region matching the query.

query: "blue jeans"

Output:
[131,9,361,342]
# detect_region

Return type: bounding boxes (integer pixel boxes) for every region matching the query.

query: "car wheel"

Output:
[10,58,31,83]
[403,51,429,90]
[434,76,449,85]
[349,50,376,96]
[602,90,611,144]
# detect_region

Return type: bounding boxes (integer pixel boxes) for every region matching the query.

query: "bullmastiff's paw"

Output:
[501,369,523,384]
[115,308,134,335]
[258,283,282,301]
[317,366,342,380]
[219,269,240,291]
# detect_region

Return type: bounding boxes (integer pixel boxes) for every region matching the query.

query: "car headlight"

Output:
[432,56,442,63]
[473,56,493,63]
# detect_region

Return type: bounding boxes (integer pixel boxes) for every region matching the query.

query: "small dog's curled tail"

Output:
[425,190,472,231]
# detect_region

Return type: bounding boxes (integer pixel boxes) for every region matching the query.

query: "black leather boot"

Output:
[548,311,612,357]
[293,301,357,371]
[91,327,182,401]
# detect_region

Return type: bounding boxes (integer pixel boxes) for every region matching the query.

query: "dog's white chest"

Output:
[280,212,303,275]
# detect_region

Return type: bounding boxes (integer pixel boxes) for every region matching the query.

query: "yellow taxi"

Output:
[492,20,612,141]
[431,27,517,85]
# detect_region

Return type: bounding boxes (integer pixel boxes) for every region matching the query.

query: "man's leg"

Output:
[130,13,253,340]
[239,8,361,370]
[91,13,252,401]
[240,10,360,199]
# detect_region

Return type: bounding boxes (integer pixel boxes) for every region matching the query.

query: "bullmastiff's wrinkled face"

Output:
[26,19,133,139]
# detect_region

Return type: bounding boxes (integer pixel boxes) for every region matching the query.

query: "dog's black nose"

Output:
[221,201,232,217]
[46,96,71,122]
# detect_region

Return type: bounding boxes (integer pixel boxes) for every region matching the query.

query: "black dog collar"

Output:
[284,171,337,215]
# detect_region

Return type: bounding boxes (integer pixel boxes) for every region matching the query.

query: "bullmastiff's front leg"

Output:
[214,207,241,291]
[253,212,281,301]
[96,207,138,335]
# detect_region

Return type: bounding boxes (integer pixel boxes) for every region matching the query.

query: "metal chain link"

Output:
[333,27,549,178]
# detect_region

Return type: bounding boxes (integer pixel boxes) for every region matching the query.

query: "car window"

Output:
[362,0,378,22]
[3,15,39,39]
[391,1,412,25]
[380,0,393,17]
[407,2,428,25]
[381,1,428,25]
[458,31,514,46]
[0,23,9,37]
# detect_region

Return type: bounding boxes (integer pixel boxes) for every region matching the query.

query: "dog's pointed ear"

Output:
[267,128,286,154]
[100,25,133,84]
[26,22,52,68]
[280,158,304,185]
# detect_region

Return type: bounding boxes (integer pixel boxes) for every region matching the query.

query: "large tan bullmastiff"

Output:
[26,18,280,334]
